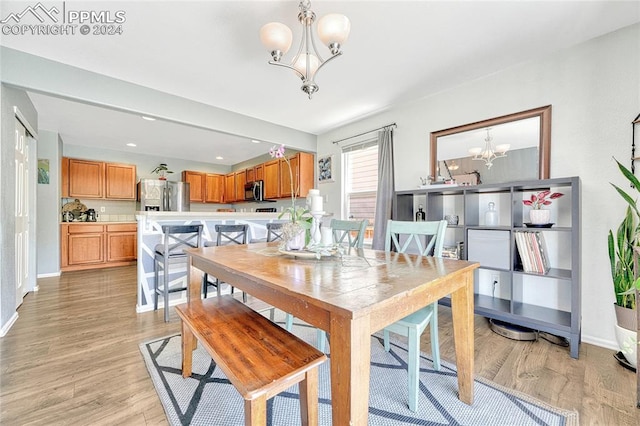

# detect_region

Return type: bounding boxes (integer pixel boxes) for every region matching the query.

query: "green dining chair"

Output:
[331,218,368,249]
[383,219,447,412]
[284,219,368,353]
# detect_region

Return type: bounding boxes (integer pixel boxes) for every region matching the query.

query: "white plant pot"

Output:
[529,209,550,224]
[614,323,637,368]
[286,230,306,251]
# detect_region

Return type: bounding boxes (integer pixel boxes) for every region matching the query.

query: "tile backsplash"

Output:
[61,198,136,222]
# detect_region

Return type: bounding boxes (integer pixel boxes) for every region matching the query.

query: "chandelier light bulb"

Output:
[496,144,510,154]
[259,22,293,60]
[293,53,320,78]
[317,13,351,53]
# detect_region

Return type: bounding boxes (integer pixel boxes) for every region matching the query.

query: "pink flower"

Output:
[522,190,564,210]
[269,144,285,159]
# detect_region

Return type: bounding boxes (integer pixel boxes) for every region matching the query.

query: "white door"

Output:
[15,118,29,308]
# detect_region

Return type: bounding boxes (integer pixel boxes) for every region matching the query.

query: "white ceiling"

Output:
[2,1,639,166]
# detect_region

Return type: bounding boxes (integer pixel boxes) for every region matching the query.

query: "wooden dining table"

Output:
[186,242,479,425]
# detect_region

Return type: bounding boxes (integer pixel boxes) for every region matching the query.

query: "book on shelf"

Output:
[514,230,550,274]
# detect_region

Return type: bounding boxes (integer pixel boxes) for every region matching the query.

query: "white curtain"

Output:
[371,127,394,250]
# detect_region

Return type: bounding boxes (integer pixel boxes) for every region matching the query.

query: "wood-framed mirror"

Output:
[430,105,551,185]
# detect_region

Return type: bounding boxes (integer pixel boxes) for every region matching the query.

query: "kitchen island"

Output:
[135,211,283,313]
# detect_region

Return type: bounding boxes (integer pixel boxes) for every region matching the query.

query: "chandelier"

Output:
[468,128,510,169]
[259,0,350,99]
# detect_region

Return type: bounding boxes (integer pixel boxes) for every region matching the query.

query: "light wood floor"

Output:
[1,266,638,425]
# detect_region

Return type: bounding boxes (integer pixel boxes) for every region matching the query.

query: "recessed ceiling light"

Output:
[216,156,223,160]
[251,139,261,144]
[126,143,137,147]
[141,116,156,121]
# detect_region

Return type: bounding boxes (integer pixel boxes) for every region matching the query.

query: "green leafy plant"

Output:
[609,158,640,308]
[608,206,637,309]
[151,163,173,176]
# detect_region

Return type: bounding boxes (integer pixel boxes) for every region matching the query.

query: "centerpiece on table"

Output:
[269,145,312,250]
[522,190,563,225]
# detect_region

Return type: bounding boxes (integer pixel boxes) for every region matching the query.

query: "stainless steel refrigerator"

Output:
[137,179,190,212]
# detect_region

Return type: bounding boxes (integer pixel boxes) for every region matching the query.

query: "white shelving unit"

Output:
[394,177,581,358]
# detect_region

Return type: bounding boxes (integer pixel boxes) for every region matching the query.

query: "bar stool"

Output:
[266,222,284,242]
[154,224,204,322]
[202,224,248,301]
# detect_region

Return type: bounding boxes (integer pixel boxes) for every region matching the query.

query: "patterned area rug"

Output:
[140,318,578,426]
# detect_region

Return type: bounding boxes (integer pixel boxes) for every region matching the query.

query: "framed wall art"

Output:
[318,155,334,183]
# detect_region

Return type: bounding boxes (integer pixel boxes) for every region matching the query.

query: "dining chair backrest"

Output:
[157,225,204,257]
[266,222,284,242]
[330,219,368,248]
[384,220,447,257]
[215,224,248,246]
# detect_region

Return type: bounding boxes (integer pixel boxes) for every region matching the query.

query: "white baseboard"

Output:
[37,272,61,278]
[582,334,618,351]
[0,312,19,337]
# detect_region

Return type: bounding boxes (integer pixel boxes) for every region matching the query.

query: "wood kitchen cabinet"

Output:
[182,171,206,203]
[182,170,225,203]
[105,163,137,199]
[205,174,225,203]
[106,224,137,262]
[61,223,137,272]
[246,167,255,183]
[263,159,280,199]
[235,170,246,202]
[67,158,104,198]
[254,164,264,182]
[62,157,136,200]
[280,152,314,198]
[65,224,105,267]
[224,173,236,202]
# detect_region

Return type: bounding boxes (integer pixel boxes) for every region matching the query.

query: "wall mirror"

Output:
[430,105,551,185]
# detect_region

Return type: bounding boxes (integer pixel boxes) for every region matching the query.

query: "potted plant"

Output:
[268,145,312,250]
[609,159,640,367]
[522,190,564,224]
[151,163,173,180]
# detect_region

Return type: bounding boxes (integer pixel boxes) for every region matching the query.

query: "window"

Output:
[343,140,378,244]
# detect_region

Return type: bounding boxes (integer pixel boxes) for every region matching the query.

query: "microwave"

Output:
[244,180,264,202]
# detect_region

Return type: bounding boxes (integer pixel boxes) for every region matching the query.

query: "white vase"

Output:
[529,209,550,224]
[614,324,637,368]
[286,229,306,250]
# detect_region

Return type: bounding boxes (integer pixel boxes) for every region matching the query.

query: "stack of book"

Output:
[514,231,550,274]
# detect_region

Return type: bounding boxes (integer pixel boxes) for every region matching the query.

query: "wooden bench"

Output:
[175,296,327,426]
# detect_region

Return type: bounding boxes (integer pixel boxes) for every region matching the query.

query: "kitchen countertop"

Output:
[60,221,137,225]
[136,211,280,219]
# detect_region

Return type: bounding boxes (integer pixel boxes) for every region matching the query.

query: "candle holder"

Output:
[310,211,324,245]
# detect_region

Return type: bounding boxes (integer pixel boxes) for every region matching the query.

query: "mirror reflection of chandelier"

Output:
[259,0,351,99]
[468,127,510,169]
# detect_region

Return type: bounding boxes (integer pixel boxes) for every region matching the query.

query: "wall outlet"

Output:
[100,206,106,213]
[491,274,500,296]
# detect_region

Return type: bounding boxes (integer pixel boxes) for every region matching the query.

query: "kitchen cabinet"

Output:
[182,171,206,203]
[394,177,581,358]
[62,157,136,200]
[106,224,137,262]
[279,152,314,198]
[235,170,246,202]
[67,158,104,198]
[105,163,137,199]
[255,164,264,182]
[224,173,236,202]
[263,159,280,199]
[182,170,225,203]
[246,167,255,183]
[61,223,137,272]
[205,174,225,203]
